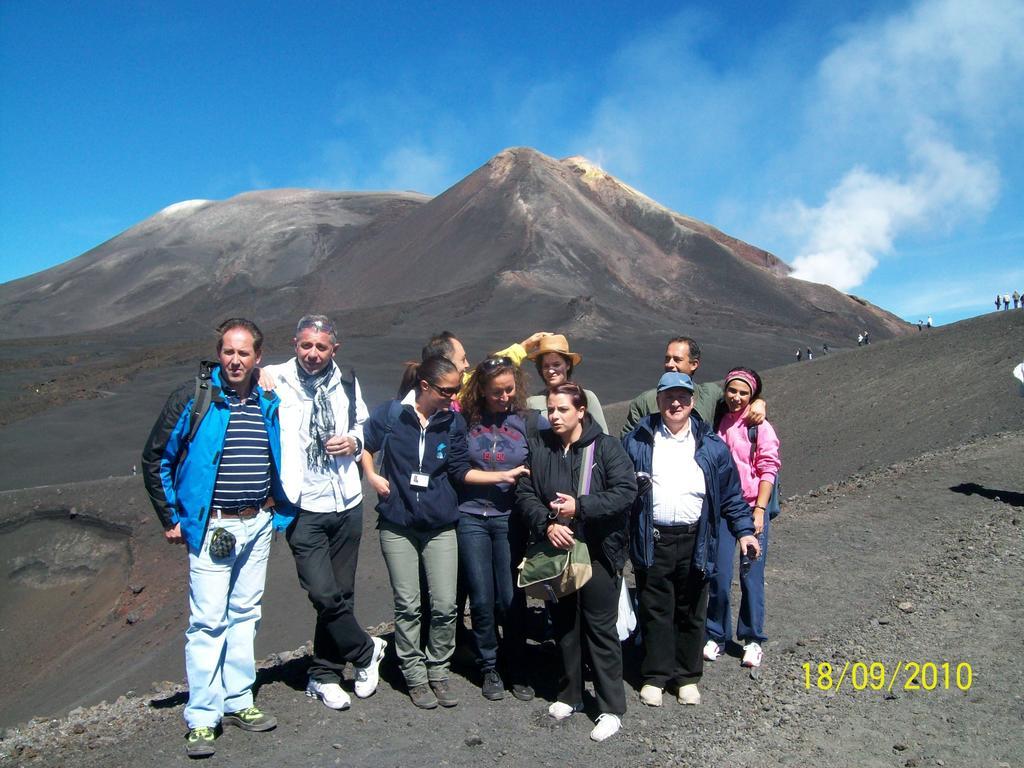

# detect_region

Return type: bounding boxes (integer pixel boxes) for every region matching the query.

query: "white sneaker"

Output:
[742,641,764,668]
[639,684,663,707]
[703,640,724,661]
[306,678,351,710]
[547,701,576,720]
[590,713,621,742]
[677,683,701,705]
[354,637,387,698]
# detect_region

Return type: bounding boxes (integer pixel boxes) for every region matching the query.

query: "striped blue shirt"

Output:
[211,388,271,509]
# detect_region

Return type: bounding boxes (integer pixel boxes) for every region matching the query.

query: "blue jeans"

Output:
[184,509,272,728]
[457,513,517,672]
[706,512,769,645]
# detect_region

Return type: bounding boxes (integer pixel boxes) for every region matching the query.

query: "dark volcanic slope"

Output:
[0,190,426,338]
[0,148,905,347]
[760,309,1024,495]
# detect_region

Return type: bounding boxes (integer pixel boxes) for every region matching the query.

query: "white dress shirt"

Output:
[651,419,706,525]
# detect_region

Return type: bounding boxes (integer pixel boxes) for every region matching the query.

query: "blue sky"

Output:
[1,0,1022,325]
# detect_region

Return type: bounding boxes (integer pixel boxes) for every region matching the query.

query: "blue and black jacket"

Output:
[363,398,471,531]
[141,365,292,553]
[621,413,754,576]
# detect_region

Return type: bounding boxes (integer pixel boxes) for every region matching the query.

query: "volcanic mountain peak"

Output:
[157,199,213,217]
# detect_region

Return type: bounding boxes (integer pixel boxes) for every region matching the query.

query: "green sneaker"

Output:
[221,706,277,732]
[185,726,216,758]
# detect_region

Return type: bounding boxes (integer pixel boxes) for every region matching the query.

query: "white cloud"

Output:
[788,136,999,290]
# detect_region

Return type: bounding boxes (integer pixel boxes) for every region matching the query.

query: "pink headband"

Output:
[725,369,758,395]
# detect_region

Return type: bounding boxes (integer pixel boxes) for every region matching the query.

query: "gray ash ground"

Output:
[4,430,1021,768]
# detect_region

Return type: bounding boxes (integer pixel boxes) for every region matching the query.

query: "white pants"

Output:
[184,510,273,728]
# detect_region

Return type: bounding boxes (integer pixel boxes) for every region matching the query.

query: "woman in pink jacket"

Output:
[703,367,780,668]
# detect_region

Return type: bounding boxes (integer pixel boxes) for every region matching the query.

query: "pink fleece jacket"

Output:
[716,411,781,505]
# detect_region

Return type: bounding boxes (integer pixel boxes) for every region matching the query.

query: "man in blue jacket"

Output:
[142,318,291,758]
[621,372,759,708]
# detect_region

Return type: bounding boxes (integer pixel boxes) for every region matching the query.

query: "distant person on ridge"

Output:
[795,349,802,362]
[257,315,387,713]
[142,318,288,758]
[806,347,813,362]
[1003,295,1010,310]
[1014,290,1020,309]
[857,333,863,346]
[618,337,765,437]
[995,294,1002,312]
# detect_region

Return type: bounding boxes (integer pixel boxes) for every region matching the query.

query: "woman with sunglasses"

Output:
[704,367,780,669]
[516,382,636,742]
[524,334,608,434]
[455,356,535,702]
[362,355,527,709]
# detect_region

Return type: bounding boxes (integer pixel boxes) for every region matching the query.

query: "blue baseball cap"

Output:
[657,372,695,392]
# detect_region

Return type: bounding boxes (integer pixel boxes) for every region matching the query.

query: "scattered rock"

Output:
[894,743,908,751]
[129,584,145,595]
[465,736,483,747]
[898,602,915,614]
[125,613,139,625]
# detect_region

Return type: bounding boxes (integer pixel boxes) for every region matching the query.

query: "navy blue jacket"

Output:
[621,413,754,576]
[363,400,471,530]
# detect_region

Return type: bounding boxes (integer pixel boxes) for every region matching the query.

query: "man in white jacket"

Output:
[260,315,386,711]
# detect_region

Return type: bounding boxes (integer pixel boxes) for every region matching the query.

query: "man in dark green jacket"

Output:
[619,336,765,435]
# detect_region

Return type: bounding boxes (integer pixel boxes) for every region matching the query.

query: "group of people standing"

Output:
[142,317,781,755]
[995,292,1021,310]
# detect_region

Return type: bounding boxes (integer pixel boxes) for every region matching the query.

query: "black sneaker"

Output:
[511,682,535,701]
[481,670,505,701]
[429,679,459,707]
[221,706,277,732]
[185,726,216,758]
[408,683,438,709]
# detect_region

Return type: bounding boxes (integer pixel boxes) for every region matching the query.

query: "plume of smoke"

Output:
[789,136,999,291]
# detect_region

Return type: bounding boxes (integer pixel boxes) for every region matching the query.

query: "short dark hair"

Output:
[548,381,588,410]
[216,318,264,353]
[422,331,459,362]
[667,336,700,362]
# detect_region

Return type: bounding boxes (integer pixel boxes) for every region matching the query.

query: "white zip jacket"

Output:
[262,359,368,512]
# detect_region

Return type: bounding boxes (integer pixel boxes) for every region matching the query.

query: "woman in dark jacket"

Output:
[515,382,636,742]
[362,355,521,710]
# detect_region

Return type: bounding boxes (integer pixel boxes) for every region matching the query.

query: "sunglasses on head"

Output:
[481,356,514,371]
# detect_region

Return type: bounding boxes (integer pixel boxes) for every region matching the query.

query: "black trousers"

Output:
[286,503,374,682]
[550,554,626,716]
[635,525,708,687]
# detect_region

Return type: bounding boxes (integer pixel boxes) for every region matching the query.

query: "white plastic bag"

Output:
[616,579,637,641]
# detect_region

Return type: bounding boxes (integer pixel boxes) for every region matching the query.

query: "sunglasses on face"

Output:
[428,381,461,397]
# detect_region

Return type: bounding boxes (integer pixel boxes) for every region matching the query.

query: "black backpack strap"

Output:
[179,360,216,464]
[378,399,404,468]
[340,367,358,432]
[747,424,758,463]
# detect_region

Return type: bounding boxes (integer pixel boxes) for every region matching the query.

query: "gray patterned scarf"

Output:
[296,359,336,472]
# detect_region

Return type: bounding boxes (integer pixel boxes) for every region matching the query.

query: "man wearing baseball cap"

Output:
[621,371,760,708]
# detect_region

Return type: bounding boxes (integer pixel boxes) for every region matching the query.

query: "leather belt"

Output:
[212,506,262,519]
[653,520,700,534]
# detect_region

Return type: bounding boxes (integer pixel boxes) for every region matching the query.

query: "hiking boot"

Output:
[221,706,277,732]
[354,637,388,698]
[703,640,724,661]
[185,726,216,758]
[639,684,663,707]
[481,670,505,701]
[306,678,351,710]
[590,713,621,742]
[510,682,535,701]
[430,679,459,707]
[408,683,438,709]
[742,641,764,668]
